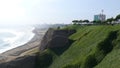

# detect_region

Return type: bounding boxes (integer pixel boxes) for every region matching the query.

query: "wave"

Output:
[0,26,35,53]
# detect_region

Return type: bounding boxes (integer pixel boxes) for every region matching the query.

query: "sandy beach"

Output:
[0,27,47,63]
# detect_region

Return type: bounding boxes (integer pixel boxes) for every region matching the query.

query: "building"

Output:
[94,14,106,21]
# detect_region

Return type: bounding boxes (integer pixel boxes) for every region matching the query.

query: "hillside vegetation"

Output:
[37,24,120,68]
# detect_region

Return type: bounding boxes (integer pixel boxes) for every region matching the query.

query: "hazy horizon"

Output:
[0,0,120,25]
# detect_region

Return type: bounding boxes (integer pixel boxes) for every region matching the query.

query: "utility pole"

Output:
[101,9,104,15]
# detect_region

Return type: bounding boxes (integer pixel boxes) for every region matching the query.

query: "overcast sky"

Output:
[0,0,120,25]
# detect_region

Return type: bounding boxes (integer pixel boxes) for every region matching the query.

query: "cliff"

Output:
[1,25,120,68]
[40,28,76,51]
[0,28,76,68]
[0,55,36,68]
[36,28,76,68]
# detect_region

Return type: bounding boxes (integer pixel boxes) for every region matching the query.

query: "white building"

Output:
[94,14,106,22]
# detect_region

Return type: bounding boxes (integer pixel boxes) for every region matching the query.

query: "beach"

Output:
[0,27,47,63]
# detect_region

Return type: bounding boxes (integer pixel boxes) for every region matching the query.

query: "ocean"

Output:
[0,25,35,53]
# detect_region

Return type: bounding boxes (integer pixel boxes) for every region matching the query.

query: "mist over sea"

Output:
[0,25,35,53]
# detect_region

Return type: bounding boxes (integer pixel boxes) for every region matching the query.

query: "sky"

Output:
[0,0,120,25]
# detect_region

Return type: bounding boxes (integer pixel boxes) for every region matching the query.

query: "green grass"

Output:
[36,49,58,68]
[36,24,120,68]
[49,25,120,68]
[95,30,120,68]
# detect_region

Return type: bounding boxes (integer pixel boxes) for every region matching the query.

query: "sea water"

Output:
[0,25,35,53]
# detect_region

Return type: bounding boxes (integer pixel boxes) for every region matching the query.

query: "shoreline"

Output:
[0,27,47,62]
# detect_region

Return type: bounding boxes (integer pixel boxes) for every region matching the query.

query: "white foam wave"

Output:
[0,26,35,53]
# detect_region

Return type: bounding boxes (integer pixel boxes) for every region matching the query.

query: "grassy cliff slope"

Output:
[37,25,120,68]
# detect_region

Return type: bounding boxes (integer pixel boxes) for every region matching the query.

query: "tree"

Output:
[92,20,96,23]
[72,20,79,23]
[92,20,101,23]
[96,20,102,23]
[106,17,114,24]
[115,14,120,21]
[83,20,89,23]
[79,20,83,23]
[77,20,83,24]
[72,19,90,24]
[72,20,79,25]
